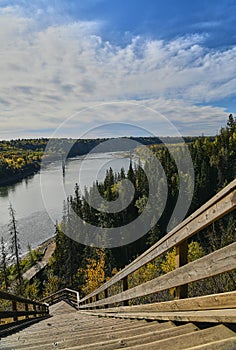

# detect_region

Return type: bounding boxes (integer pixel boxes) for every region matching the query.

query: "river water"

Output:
[0,152,130,253]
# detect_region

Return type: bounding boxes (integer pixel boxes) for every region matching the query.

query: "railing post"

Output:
[175,240,188,299]
[104,288,108,309]
[12,300,18,322]
[96,294,99,309]
[44,304,48,315]
[76,291,80,310]
[25,303,29,319]
[33,303,37,317]
[122,276,128,306]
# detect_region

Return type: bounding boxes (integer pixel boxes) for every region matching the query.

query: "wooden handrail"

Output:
[79,179,236,309]
[0,290,45,306]
[80,242,236,308]
[41,288,80,308]
[0,290,49,325]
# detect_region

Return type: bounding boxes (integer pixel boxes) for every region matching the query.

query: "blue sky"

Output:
[0,0,236,139]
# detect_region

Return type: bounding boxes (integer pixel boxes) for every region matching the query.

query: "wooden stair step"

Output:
[1,320,169,348]
[4,320,176,349]
[56,322,198,350]
[185,336,236,349]
[3,315,140,340]
[80,308,236,324]
[1,303,235,350]
[109,324,235,350]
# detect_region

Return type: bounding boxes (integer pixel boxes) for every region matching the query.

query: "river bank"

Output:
[0,151,130,253]
[0,163,40,187]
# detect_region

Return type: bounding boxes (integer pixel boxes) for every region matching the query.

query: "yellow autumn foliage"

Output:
[128,261,160,288]
[161,248,176,274]
[79,250,106,296]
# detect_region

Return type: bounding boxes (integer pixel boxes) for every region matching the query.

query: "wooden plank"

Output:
[12,301,17,322]
[185,337,236,350]
[80,181,236,303]
[40,288,79,307]
[25,303,29,319]
[0,316,50,337]
[0,290,43,306]
[0,310,47,318]
[80,309,236,324]
[85,292,236,313]
[80,242,236,308]
[122,276,129,306]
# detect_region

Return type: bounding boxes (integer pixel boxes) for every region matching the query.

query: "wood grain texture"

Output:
[85,291,236,313]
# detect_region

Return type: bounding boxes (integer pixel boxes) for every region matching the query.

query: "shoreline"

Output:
[0,164,40,187]
[20,235,55,260]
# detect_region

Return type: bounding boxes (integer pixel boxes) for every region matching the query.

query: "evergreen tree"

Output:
[47,116,236,297]
[0,237,9,290]
[8,204,22,292]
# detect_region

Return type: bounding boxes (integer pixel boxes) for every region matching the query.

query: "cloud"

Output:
[0,7,235,139]
[193,20,222,30]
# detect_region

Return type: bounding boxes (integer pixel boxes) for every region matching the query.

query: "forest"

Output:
[0,136,197,186]
[0,138,105,185]
[0,115,235,301]
[0,139,47,185]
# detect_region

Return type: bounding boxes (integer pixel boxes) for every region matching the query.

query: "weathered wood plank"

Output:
[84,291,236,313]
[80,309,236,324]
[80,180,236,303]
[0,290,42,306]
[80,242,236,308]
[0,310,46,318]
[185,337,236,350]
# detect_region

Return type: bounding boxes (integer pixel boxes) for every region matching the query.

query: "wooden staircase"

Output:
[1,300,236,350]
[1,179,236,349]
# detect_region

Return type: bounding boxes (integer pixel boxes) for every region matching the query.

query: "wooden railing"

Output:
[79,179,236,313]
[0,290,49,328]
[41,288,80,309]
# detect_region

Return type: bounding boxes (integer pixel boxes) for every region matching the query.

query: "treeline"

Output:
[0,136,199,186]
[0,139,47,185]
[39,115,236,300]
[0,116,235,300]
[0,138,106,185]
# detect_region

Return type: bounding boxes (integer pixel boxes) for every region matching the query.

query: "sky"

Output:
[0,0,236,139]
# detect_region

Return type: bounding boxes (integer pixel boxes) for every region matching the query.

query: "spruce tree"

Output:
[8,204,22,292]
[0,237,9,290]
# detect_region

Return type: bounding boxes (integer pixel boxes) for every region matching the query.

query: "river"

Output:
[0,152,130,253]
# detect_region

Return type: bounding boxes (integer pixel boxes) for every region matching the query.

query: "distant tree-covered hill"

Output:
[0,135,200,186]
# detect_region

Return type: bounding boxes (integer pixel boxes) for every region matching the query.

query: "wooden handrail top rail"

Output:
[40,288,79,303]
[0,310,47,319]
[0,290,49,328]
[80,179,236,303]
[80,242,236,308]
[86,291,236,313]
[0,290,46,307]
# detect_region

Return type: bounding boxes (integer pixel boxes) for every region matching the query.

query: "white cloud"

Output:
[0,7,235,139]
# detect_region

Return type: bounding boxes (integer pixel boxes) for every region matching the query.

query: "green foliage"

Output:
[0,139,45,184]
[24,279,40,300]
[2,116,234,300]
[46,115,235,299]
[43,273,60,297]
